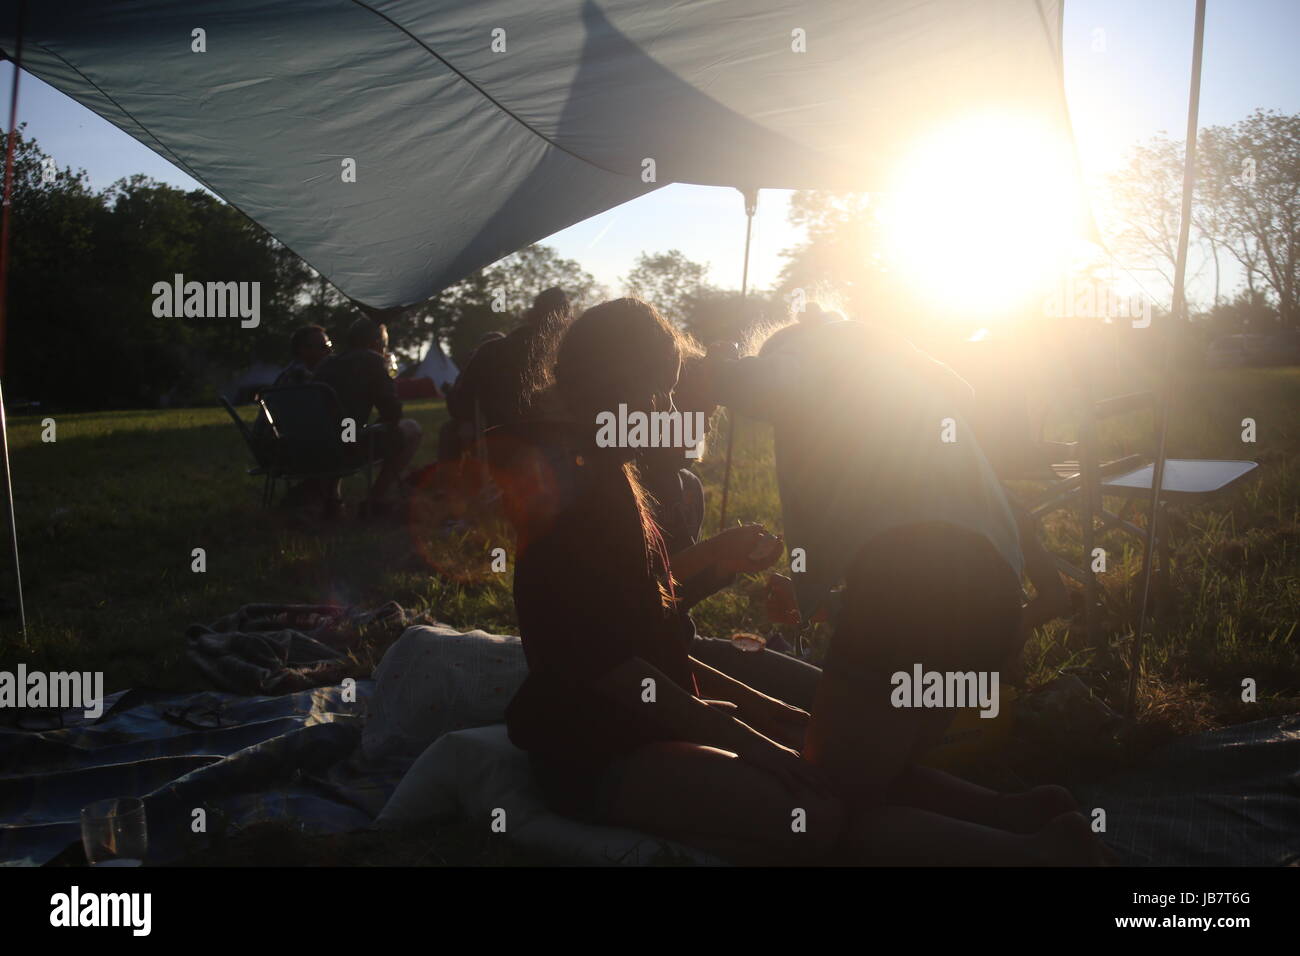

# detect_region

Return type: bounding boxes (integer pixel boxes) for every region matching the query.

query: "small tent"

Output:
[398,342,459,400]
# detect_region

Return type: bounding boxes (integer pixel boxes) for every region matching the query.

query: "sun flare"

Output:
[880,112,1088,321]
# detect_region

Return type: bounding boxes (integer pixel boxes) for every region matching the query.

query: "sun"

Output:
[879,112,1088,321]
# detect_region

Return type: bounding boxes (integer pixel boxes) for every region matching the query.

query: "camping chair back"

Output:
[258,383,354,477]
[219,394,270,471]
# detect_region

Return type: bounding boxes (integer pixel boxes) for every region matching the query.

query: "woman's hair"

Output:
[554,298,682,611]
[519,289,576,414]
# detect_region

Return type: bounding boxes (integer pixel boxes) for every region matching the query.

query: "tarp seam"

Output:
[347,0,633,179]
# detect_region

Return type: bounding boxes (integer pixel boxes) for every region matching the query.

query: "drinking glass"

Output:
[80,797,147,866]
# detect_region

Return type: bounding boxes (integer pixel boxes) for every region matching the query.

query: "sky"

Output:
[4,0,1299,301]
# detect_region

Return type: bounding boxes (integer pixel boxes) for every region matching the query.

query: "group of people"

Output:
[434,291,1110,866]
[264,317,423,517]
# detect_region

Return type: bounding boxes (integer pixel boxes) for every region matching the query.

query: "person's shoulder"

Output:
[313,354,342,377]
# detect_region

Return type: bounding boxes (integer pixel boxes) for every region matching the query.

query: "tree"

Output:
[623,249,712,326]
[1105,111,1300,327]
[482,244,601,316]
[1198,110,1300,327]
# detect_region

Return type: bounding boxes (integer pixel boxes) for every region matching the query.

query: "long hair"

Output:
[554,298,682,611]
[518,287,575,409]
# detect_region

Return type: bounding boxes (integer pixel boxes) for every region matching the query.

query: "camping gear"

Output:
[1011,387,1258,650]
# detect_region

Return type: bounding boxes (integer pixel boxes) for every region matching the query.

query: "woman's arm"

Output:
[590,656,787,758]
[690,656,811,748]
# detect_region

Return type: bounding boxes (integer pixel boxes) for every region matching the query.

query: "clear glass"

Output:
[80,797,147,866]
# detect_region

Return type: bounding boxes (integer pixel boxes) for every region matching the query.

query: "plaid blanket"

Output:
[0,682,401,867]
[185,602,424,695]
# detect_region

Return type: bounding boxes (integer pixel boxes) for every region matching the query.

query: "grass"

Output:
[3,366,1298,864]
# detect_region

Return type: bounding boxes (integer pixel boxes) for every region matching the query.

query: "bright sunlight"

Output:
[880,112,1090,320]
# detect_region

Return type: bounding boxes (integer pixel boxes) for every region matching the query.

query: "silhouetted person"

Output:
[313,317,422,515]
[446,287,573,437]
[274,325,333,386]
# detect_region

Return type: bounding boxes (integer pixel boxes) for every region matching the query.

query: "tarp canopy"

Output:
[0,0,1077,309]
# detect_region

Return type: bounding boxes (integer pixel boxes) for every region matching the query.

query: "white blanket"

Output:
[377,723,724,866]
[363,624,529,766]
[369,625,723,865]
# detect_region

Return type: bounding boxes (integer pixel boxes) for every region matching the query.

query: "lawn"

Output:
[2,367,1298,718]
[1,366,1297,863]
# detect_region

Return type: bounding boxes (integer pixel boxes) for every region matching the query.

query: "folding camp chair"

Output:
[1010,389,1257,648]
[255,383,376,509]
[219,394,274,503]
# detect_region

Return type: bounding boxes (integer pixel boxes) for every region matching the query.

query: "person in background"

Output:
[274,325,332,386]
[438,331,507,464]
[447,287,573,435]
[313,316,422,517]
[253,325,335,511]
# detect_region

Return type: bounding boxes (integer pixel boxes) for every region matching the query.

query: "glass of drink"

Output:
[80,797,147,866]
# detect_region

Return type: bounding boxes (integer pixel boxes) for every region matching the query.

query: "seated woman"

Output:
[504,298,840,865]
[636,335,822,712]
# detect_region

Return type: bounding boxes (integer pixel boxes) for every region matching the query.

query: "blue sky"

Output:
[4,0,1298,298]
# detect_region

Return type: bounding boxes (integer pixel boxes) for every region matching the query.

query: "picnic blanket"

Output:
[4,618,1297,866]
[0,683,389,867]
[1073,713,1300,867]
[185,601,423,695]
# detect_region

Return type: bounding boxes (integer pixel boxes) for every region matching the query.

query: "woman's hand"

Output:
[764,573,801,626]
[709,524,784,575]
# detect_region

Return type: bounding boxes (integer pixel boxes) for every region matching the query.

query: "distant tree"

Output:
[1198,110,1300,327]
[1205,289,1278,339]
[1105,111,1300,327]
[482,244,601,316]
[623,249,712,326]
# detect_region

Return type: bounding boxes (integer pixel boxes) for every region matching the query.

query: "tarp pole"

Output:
[717,186,757,530]
[1126,0,1207,717]
[0,0,27,643]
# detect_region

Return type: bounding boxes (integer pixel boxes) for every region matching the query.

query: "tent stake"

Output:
[717,187,757,530]
[1127,0,1207,718]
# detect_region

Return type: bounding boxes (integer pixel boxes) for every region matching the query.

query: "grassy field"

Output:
[2,366,1298,715]
[1,366,1297,862]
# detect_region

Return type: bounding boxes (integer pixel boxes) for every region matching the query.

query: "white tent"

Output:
[406,342,459,392]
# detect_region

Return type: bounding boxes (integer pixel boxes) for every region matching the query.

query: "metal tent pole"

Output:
[717,186,757,530]
[0,1,27,643]
[1126,0,1208,717]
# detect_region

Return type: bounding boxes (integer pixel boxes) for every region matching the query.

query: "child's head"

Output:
[553,298,682,609]
[556,298,682,453]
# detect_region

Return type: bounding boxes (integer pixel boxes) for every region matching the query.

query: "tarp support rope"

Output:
[0,0,26,643]
[717,186,757,531]
[1126,0,1207,717]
